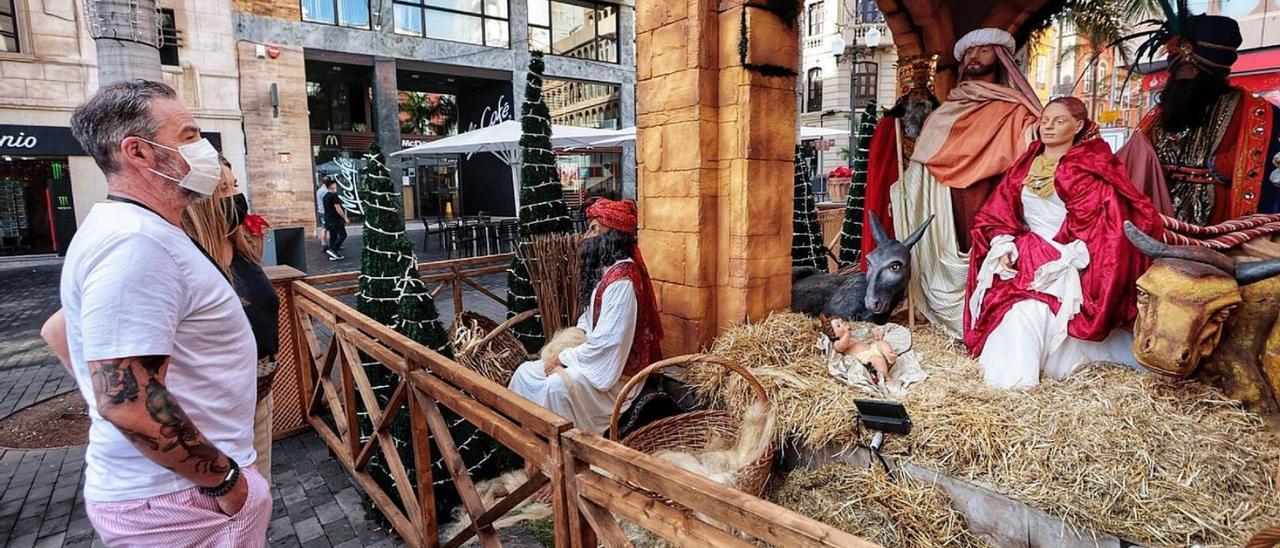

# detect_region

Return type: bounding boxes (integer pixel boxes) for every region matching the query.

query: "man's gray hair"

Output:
[70,80,177,174]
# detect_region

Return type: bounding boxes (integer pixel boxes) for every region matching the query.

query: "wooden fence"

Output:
[275,255,871,548]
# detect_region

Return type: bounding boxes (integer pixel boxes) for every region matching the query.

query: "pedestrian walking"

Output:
[316,177,330,252]
[322,178,349,260]
[58,80,271,546]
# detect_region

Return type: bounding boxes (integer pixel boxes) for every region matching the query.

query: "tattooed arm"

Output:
[88,355,248,513]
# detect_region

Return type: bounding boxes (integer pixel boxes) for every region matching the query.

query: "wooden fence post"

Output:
[266,266,310,439]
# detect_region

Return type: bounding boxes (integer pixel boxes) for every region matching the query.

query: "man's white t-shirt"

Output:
[61,201,258,502]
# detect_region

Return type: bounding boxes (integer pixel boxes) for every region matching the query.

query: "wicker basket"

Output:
[1249,526,1280,548]
[448,310,535,387]
[608,354,776,497]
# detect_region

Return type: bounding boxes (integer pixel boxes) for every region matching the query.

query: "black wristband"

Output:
[198,459,241,497]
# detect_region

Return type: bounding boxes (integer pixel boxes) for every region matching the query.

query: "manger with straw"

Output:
[517,233,583,339]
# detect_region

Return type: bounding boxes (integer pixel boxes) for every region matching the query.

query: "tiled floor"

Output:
[0,225,538,547]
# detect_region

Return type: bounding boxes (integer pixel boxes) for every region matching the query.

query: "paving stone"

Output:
[301,536,333,548]
[294,516,324,543]
[321,519,356,544]
[7,532,38,548]
[314,501,345,525]
[268,516,294,539]
[33,532,65,548]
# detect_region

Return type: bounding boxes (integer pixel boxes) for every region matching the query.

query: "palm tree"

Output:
[1057,0,1160,117]
[85,0,164,84]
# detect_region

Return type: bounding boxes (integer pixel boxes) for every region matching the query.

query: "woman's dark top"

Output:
[232,251,280,359]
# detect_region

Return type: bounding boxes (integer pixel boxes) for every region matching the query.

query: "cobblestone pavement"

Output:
[0,224,531,547]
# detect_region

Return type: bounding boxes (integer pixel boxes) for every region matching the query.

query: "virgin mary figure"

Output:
[964,97,1165,389]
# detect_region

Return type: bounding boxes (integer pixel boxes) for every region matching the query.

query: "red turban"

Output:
[586,198,637,233]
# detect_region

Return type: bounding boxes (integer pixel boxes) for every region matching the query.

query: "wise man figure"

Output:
[889,28,1043,337]
[1120,14,1280,225]
[508,198,664,435]
[859,54,941,269]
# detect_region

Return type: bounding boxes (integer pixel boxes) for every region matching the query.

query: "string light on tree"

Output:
[792,145,826,270]
[506,50,573,352]
[840,101,879,268]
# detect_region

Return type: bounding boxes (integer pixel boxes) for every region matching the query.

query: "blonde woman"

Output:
[42,157,279,481]
[184,157,280,481]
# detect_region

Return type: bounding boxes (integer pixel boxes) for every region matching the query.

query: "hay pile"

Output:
[683,313,862,449]
[688,312,1280,546]
[770,463,986,547]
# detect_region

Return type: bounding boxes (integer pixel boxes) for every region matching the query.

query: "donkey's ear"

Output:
[869,211,890,245]
[902,215,935,249]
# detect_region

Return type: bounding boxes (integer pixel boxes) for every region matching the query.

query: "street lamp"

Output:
[834,26,882,167]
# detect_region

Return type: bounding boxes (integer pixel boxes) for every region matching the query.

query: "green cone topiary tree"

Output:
[506,50,573,352]
[838,101,879,268]
[356,143,509,521]
[792,145,826,270]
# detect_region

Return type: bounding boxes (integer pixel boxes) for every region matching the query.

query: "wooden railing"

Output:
[277,255,870,548]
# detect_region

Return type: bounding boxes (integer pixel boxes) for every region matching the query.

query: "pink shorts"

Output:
[86,468,272,547]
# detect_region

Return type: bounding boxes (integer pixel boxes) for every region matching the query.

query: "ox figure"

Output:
[791,213,934,323]
[1124,222,1280,424]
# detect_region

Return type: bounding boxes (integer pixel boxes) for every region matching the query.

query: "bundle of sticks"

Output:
[518,233,583,338]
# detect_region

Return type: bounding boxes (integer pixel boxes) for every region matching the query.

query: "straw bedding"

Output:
[769,463,986,547]
[683,312,1280,547]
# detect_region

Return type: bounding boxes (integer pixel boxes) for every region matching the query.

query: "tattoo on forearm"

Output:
[91,355,229,476]
[145,378,228,474]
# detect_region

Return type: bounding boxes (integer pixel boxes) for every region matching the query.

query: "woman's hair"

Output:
[180,156,264,284]
[1044,96,1100,143]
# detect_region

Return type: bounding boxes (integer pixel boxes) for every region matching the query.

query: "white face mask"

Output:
[140,138,222,196]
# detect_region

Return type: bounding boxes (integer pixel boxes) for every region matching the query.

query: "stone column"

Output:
[509,0,532,119]
[372,57,402,180]
[637,1,798,356]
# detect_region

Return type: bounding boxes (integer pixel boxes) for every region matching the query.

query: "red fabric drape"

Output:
[963,139,1165,357]
[860,117,900,270]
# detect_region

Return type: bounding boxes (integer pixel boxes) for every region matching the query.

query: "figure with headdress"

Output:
[889,28,1044,337]
[857,55,941,269]
[1118,7,1280,225]
[507,199,664,435]
[965,98,1165,389]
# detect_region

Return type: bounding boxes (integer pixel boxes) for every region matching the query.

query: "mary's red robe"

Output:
[963,138,1165,357]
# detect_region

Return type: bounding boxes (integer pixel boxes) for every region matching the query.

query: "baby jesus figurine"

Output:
[830,318,898,384]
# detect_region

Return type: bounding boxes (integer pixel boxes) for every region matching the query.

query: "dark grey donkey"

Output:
[791,212,934,323]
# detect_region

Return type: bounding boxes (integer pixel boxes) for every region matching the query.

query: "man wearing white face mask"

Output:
[60,80,271,546]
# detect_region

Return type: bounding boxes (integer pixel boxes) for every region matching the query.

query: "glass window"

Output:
[338,0,370,28]
[529,0,620,63]
[398,92,459,136]
[393,4,423,35]
[157,8,180,66]
[301,0,369,29]
[306,63,374,132]
[393,0,508,47]
[301,0,336,24]
[0,0,19,53]
[807,2,823,37]
[853,62,877,109]
[806,68,823,112]
[544,78,620,129]
[528,0,549,26]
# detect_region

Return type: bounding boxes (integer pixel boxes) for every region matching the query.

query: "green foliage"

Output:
[507,50,574,352]
[357,143,512,520]
[839,101,879,267]
[792,146,826,270]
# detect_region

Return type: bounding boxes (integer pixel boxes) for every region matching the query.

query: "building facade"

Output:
[798,0,900,179]
[231,0,637,228]
[0,0,245,256]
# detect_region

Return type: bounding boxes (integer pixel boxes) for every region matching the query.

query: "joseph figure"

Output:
[890,28,1043,337]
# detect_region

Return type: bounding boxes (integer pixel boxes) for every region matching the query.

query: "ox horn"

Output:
[902,214,936,249]
[869,211,891,246]
[1123,221,1236,275]
[1236,258,1280,286]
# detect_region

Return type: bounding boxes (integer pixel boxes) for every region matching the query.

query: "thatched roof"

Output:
[876,0,1070,95]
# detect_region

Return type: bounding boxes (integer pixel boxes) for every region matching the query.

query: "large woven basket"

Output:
[448,310,535,387]
[609,354,776,497]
